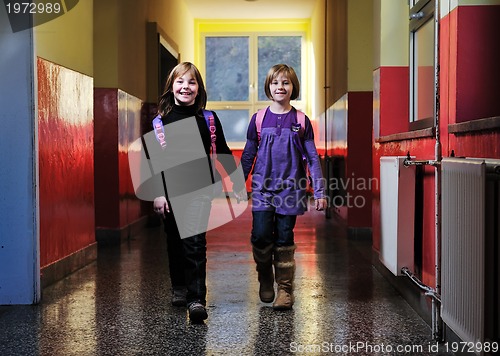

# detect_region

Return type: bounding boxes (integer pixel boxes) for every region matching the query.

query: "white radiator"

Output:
[379,156,415,276]
[441,158,489,347]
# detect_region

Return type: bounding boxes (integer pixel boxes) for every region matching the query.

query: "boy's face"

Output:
[173,71,199,106]
[269,73,293,104]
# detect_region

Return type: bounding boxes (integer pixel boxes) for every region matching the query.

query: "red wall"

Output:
[38,58,95,268]
[453,6,500,123]
[94,89,143,231]
[372,4,500,287]
[346,92,373,228]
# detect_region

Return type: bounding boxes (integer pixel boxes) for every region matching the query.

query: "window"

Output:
[202,32,304,148]
[409,0,435,129]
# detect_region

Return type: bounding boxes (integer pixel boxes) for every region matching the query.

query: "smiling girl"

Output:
[241,64,327,310]
[153,62,245,322]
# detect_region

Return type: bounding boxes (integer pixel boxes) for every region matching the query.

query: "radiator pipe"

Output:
[401,267,441,303]
[486,164,500,175]
[432,0,443,342]
[403,157,440,167]
[405,0,443,341]
[323,0,331,220]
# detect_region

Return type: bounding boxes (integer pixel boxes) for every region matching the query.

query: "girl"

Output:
[153,62,246,322]
[241,64,327,310]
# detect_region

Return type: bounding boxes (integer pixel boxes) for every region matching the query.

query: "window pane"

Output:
[216,109,249,143]
[205,37,249,101]
[413,19,434,121]
[257,36,301,101]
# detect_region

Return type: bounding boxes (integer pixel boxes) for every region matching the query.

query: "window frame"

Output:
[409,0,436,131]
[197,23,308,149]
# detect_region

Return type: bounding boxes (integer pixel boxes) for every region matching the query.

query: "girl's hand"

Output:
[234,188,248,203]
[153,196,170,218]
[315,198,327,211]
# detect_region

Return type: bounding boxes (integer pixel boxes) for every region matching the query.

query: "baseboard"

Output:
[371,249,433,326]
[40,243,97,289]
[96,215,149,246]
[347,227,372,241]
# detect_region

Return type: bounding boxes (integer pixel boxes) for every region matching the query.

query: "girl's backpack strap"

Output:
[295,109,306,138]
[255,107,267,142]
[255,106,306,141]
[203,109,217,160]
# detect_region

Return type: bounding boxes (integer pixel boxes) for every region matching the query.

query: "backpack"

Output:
[255,107,307,163]
[255,107,305,142]
[152,109,216,159]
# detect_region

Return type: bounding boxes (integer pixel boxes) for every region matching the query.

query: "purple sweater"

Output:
[241,107,325,215]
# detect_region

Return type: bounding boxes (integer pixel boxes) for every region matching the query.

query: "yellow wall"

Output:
[329,0,348,104]
[94,0,148,99]
[93,0,194,100]
[311,0,326,121]
[376,0,408,68]
[147,0,194,62]
[348,0,374,91]
[35,0,93,77]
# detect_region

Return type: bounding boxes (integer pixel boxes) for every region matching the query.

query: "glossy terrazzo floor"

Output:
[0,203,454,355]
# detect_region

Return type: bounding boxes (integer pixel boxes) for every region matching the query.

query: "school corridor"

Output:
[0,203,453,356]
[2,1,500,354]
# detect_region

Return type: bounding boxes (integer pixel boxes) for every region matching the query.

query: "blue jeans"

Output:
[251,211,297,249]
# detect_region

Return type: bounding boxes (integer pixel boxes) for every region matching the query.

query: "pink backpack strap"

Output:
[203,109,217,160]
[255,106,306,141]
[255,108,267,142]
[296,109,306,138]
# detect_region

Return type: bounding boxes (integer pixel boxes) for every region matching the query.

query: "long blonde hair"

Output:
[157,62,208,116]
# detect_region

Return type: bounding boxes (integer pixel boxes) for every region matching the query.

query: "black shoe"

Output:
[188,302,208,322]
[171,288,187,307]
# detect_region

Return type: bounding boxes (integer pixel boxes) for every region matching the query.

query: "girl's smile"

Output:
[173,72,199,106]
[270,73,293,104]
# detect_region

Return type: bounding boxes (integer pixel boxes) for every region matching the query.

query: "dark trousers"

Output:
[251,210,297,249]
[163,195,211,306]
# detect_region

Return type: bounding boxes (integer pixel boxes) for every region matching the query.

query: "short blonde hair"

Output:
[264,64,300,101]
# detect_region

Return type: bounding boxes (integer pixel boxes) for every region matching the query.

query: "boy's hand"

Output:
[153,196,169,218]
[315,198,327,211]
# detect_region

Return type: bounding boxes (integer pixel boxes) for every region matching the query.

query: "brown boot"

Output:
[252,244,275,303]
[273,244,296,310]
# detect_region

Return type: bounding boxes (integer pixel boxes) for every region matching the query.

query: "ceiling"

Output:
[182,0,318,20]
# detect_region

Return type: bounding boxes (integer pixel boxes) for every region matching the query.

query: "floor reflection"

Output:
[0,206,453,355]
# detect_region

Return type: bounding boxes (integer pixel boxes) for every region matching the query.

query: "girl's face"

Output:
[269,73,293,104]
[172,71,199,106]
